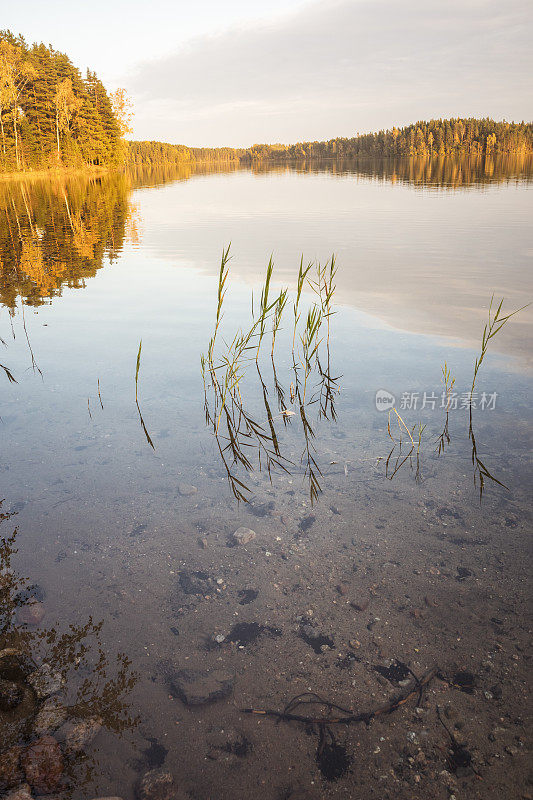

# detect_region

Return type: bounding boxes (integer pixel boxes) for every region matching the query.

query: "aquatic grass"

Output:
[20,302,42,379]
[311,255,337,347]
[299,304,323,403]
[383,408,427,482]
[436,361,455,455]
[135,339,155,450]
[292,256,314,352]
[382,296,528,496]
[0,362,16,383]
[470,294,529,395]
[271,287,288,357]
[468,295,528,499]
[203,247,339,504]
[255,255,274,360]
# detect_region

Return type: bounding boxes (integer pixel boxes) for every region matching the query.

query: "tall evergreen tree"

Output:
[0,30,124,172]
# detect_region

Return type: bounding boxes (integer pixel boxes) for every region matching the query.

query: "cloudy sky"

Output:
[5,0,532,146]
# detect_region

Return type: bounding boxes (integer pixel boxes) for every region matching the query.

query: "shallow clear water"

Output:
[0,159,532,799]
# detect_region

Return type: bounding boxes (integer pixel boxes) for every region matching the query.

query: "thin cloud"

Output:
[129,0,533,146]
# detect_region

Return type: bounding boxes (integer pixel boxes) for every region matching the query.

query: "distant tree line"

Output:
[128,119,532,168]
[1,32,529,177]
[127,140,246,169]
[246,119,533,160]
[0,30,125,172]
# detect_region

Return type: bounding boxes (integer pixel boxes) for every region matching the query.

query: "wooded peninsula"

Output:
[1,30,532,175]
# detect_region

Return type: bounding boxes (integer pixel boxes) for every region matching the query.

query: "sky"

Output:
[4,0,532,147]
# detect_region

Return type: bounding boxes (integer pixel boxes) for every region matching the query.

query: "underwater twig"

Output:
[242,666,436,726]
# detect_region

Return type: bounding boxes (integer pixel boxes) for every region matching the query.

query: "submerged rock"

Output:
[0,679,24,712]
[0,685,38,752]
[232,527,256,546]
[0,745,23,790]
[138,768,180,800]
[21,735,63,794]
[27,664,64,699]
[33,697,68,736]
[0,649,36,681]
[169,668,234,706]
[177,483,197,497]
[16,601,46,626]
[59,716,102,753]
[3,784,33,800]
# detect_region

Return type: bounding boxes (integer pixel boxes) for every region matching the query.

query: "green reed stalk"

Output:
[271,288,288,356]
[471,295,529,393]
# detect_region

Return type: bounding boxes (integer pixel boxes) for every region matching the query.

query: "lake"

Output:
[0,156,532,799]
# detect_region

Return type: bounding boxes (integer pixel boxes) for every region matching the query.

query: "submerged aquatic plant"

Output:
[202,246,339,504]
[135,338,155,450]
[0,361,16,383]
[435,361,455,455]
[468,295,528,499]
[384,407,425,483]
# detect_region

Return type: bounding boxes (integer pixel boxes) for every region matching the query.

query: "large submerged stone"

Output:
[0,679,24,712]
[138,769,180,800]
[27,664,64,699]
[33,697,68,736]
[21,735,63,794]
[232,527,256,546]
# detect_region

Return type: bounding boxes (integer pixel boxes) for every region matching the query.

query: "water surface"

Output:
[0,157,531,799]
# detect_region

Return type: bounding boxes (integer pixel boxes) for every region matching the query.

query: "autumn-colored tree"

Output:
[0,39,36,168]
[54,77,82,161]
[0,31,125,172]
[110,88,133,137]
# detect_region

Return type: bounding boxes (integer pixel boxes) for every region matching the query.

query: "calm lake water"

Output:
[1,158,532,799]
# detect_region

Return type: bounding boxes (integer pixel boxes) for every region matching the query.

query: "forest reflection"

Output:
[130,152,533,191]
[0,173,135,310]
[252,152,533,188]
[0,154,531,313]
